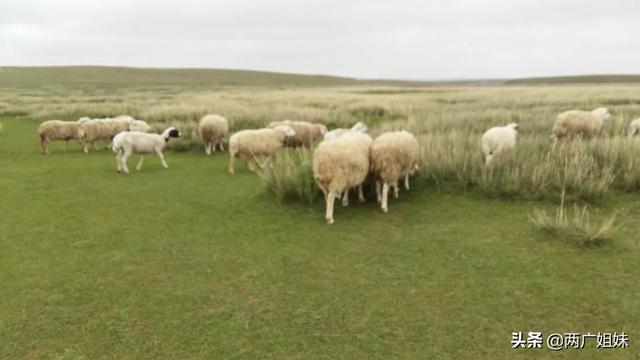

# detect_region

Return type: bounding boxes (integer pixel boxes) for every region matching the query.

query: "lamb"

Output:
[552,108,610,145]
[629,118,640,137]
[267,120,327,147]
[199,114,230,155]
[37,120,85,154]
[313,132,372,224]
[370,131,419,213]
[481,123,519,165]
[228,125,296,174]
[112,127,181,174]
[323,121,367,141]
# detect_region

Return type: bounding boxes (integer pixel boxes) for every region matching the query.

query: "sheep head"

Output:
[351,122,368,133]
[592,108,610,122]
[275,125,296,137]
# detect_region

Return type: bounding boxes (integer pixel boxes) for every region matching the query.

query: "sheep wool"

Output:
[481,123,518,165]
[199,114,230,155]
[112,127,181,174]
[629,118,640,137]
[37,120,85,154]
[323,121,368,141]
[371,130,419,213]
[313,132,372,224]
[228,126,295,174]
[552,107,610,144]
[268,120,327,147]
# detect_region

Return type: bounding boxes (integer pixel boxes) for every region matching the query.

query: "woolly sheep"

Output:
[37,120,85,154]
[80,115,150,153]
[313,132,372,224]
[267,120,327,147]
[199,114,230,155]
[323,121,367,141]
[228,126,296,174]
[371,131,419,213]
[629,118,640,137]
[481,123,518,165]
[112,127,181,174]
[552,108,610,145]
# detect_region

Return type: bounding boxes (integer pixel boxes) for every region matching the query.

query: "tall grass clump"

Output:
[529,191,622,247]
[258,148,319,204]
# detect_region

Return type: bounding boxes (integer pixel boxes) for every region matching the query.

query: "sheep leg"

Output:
[155,149,168,168]
[404,175,410,191]
[116,151,123,172]
[341,189,349,207]
[121,149,131,174]
[92,141,100,151]
[228,153,236,174]
[211,142,217,153]
[325,191,335,224]
[219,141,224,151]
[357,184,365,202]
[393,183,399,199]
[205,143,212,155]
[136,155,145,171]
[381,183,389,213]
[375,181,382,203]
[40,136,49,154]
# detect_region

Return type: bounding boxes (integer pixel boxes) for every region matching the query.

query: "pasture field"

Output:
[1,69,640,359]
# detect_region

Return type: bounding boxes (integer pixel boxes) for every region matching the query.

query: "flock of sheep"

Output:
[34,106,637,223]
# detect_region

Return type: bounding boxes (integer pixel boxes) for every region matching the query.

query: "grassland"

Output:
[1,68,639,359]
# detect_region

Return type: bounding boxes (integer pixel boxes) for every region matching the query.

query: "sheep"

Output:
[228,126,296,174]
[80,115,151,153]
[629,118,640,137]
[112,127,181,174]
[481,123,519,165]
[313,132,372,224]
[323,121,367,141]
[370,131,419,213]
[552,108,610,145]
[199,114,230,155]
[37,120,85,154]
[267,120,327,147]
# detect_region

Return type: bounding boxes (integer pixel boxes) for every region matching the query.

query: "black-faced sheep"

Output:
[112,127,181,174]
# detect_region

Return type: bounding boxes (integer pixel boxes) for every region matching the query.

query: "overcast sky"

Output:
[1,0,638,79]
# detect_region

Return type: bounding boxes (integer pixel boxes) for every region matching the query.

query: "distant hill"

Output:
[507,75,640,85]
[0,66,362,88]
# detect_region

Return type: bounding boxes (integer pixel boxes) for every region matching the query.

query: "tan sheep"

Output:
[267,120,327,147]
[80,115,150,153]
[313,132,372,224]
[371,130,419,213]
[199,114,230,155]
[629,118,640,137]
[228,126,296,174]
[37,120,85,154]
[552,108,610,145]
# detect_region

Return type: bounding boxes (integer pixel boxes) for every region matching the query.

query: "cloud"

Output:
[1,0,639,78]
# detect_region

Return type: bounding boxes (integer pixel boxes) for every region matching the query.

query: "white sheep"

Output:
[37,120,85,154]
[482,123,519,165]
[228,126,296,174]
[199,114,229,155]
[267,120,327,147]
[323,121,367,141]
[313,132,372,224]
[112,127,181,174]
[552,108,610,145]
[371,131,419,213]
[629,118,640,137]
[80,116,151,153]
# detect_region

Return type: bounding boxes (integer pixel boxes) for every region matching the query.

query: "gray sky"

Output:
[1,0,638,79]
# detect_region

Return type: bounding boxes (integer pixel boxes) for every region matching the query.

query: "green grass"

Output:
[1,117,640,359]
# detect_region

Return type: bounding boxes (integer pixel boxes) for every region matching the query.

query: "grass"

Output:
[1,114,640,359]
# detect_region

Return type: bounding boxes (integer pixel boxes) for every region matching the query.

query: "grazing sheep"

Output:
[228,126,296,174]
[267,120,327,147]
[80,116,151,153]
[323,121,367,141]
[112,127,181,174]
[37,120,85,154]
[371,131,419,213]
[199,114,230,155]
[552,108,610,145]
[629,118,640,137]
[481,123,519,165]
[313,132,372,224]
